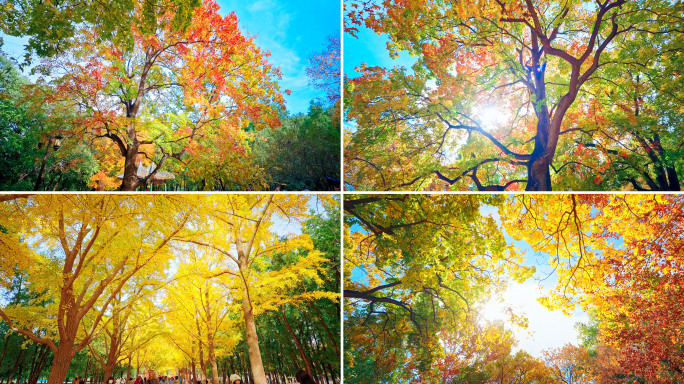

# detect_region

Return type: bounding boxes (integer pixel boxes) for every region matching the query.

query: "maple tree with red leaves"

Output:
[40,0,287,190]
[502,194,684,383]
[344,0,684,191]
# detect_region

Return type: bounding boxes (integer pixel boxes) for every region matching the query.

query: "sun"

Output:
[480,104,508,130]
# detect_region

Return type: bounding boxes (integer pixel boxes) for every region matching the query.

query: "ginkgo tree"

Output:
[0,195,192,384]
[42,0,287,190]
[87,273,163,382]
[0,195,340,383]
[175,195,338,384]
[164,249,242,384]
[344,0,684,191]
[0,194,340,384]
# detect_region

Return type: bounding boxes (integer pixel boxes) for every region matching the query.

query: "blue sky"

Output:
[481,203,588,357]
[344,17,415,78]
[226,0,340,114]
[0,0,340,115]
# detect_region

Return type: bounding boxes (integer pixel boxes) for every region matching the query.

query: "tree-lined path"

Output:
[0,195,340,384]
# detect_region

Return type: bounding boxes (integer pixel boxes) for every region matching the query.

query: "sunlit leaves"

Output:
[502,194,684,381]
[344,0,684,191]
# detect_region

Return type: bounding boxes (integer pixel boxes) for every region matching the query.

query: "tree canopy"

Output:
[344,193,684,383]
[1,0,201,62]
[344,0,684,191]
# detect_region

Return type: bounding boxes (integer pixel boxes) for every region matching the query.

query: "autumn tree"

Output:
[0,272,54,384]
[500,194,684,382]
[0,54,98,191]
[43,0,287,190]
[164,249,241,384]
[87,273,164,384]
[344,0,684,191]
[0,195,192,384]
[306,36,341,106]
[425,321,519,384]
[175,195,338,384]
[552,28,684,191]
[488,351,556,384]
[543,344,591,384]
[343,195,534,381]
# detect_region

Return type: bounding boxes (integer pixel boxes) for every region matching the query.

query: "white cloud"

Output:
[229,3,317,113]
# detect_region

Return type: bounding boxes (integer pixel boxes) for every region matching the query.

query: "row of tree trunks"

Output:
[8,346,26,384]
[0,306,337,384]
[297,314,336,384]
[226,350,253,384]
[271,303,338,384]
[309,304,339,357]
[28,344,51,384]
[0,334,10,378]
[279,305,315,383]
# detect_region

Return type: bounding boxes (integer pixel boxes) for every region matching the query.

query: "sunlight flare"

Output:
[480,104,508,130]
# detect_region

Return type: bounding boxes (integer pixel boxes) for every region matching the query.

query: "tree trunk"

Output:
[220,359,227,384]
[205,288,220,384]
[90,367,99,384]
[103,336,119,384]
[526,101,553,192]
[8,345,25,384]
[526,156,552,191]
[302,328,319,382]
[666,166,681,190]
[127,357,132,379]
[34,140,53,191]
[191,358,196,383]
[326,363,337,384]
[321,361,332,384]
[46,346,75,384]
[241,292,267,384]
[16,361,23,384]
[28,343,50,384]
[198,341,207,381]
[227,357,236,384]
[0,334,12,383]
[120,143,140,191]
[84,357,91,383]
[207,344,220,384]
